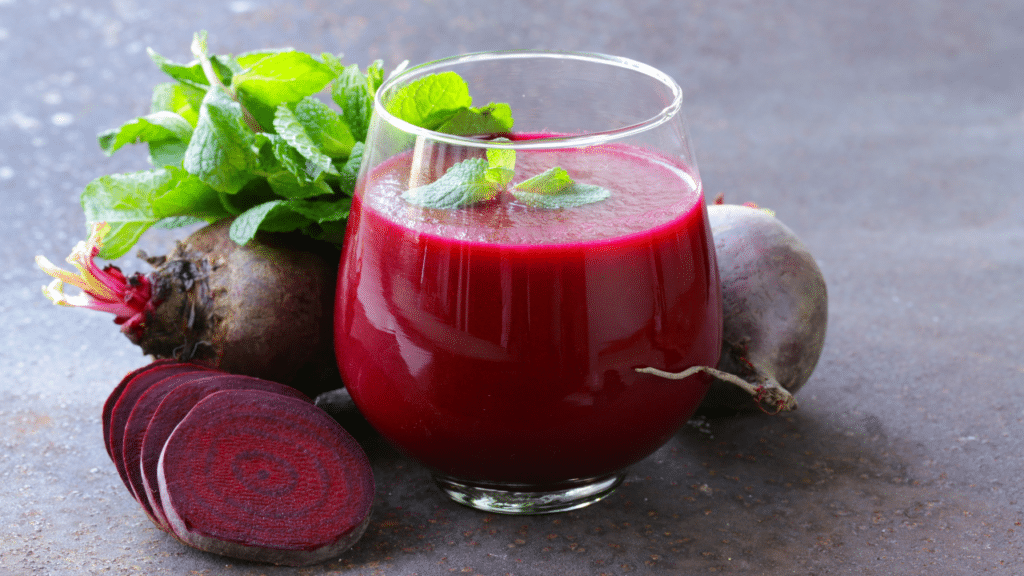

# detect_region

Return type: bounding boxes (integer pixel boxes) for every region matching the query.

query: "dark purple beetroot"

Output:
[700,203,828,414]
[131,219,341,398]
[138,374,312,530]
[107,362,209,492]
[39,219,341,399]
[637,202,827,414]
[158,389,374,566]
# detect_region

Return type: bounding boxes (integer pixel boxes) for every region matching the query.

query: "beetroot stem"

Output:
[35,221,156,339]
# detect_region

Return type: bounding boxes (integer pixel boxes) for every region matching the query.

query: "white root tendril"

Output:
[636,366,798,414]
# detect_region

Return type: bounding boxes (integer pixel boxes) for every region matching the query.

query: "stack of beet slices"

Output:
[104,359,374,566]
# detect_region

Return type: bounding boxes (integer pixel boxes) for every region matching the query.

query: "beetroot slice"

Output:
[158,389,374,566]
[139,375,311,530]
[102,359,182,459]
[122,371,237,527]
[108,362,210,492]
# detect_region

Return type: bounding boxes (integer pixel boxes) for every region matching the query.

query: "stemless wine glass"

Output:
[334,51,722,514]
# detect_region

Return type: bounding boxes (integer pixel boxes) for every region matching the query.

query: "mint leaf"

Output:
[512,167,612,209]
[147,48,209,89]
[98,111,193,157]
[435,102,514,136]
[386,71,473,129]
[403,158,497,209]
[152,173,229,220]
[80,167,207,258]
[151,82,200,126]
[229,200,302,245]
[291,96,355,158]
[254,133,334,199]
[331,61,382,142]
[272,103,338,179]
[485,144,515,187]
[183,86,259,194]
[231,51,337,110]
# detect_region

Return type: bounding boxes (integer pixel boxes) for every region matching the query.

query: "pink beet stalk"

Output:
[36,222,155,339]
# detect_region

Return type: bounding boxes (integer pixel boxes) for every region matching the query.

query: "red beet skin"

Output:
[138,375,311,530]
[158,389,374,566]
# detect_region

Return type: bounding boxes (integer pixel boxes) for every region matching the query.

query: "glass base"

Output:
[432,471,626,515]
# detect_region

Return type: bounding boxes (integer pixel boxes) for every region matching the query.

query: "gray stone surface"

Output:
[2,0,1022,574]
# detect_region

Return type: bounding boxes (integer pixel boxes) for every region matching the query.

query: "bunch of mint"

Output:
[84,31,384,259]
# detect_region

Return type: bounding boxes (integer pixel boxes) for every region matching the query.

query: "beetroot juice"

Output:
[335,141,721,486]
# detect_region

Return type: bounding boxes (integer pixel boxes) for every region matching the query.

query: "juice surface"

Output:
[335,142,722,485]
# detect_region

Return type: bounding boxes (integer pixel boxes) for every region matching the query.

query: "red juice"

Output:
[334,141,722,486]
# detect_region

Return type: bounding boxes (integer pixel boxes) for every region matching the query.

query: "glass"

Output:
[334,51,722,514]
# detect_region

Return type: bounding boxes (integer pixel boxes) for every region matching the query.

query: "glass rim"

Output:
[373,50,684,150]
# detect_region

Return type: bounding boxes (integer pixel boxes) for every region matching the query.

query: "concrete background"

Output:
[2,0,1022,574]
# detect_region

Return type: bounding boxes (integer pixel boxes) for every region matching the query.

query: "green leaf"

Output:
[386,71,473,130]
[147,48,208,89]
[152,173,231,220]
[254,133,333,199]
[150,82,199,126]
[332,64,375,142]
[81,168,179,258]
[97,111,193,156]
[229,200,309,245]
[485,144,516,187]
[435,102,514,136]
[287,196,352,222]
[291,96,355,158]
[272,103,338,178]
[512,167,611,209]
[183,86,259,194]
[231,51,337,109]
[148,140,189,168]
[403,158,498,209]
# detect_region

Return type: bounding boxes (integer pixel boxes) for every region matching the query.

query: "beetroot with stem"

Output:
[37,220,341,398]
[158,389,374,566]
[137,373,312,530]
[638,199,828,414]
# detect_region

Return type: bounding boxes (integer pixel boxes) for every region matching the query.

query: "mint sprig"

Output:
[81,31,380,258]
[386,71,513,136]
[512,166,611,209]
[389,72,611,211]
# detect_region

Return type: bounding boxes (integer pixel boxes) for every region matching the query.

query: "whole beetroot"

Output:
[37,219,341,398]
[638,201,828,415]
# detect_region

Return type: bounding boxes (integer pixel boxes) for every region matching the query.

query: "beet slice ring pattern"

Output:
[107,362,209,493]
[158,389,374,566]
[138,374,312,530]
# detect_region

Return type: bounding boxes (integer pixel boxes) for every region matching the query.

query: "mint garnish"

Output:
[402,158,498,209]
[484,143,516,187]
[511,167,611,209]
[386,71,513,135]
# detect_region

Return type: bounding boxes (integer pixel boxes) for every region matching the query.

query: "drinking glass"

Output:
[335,51,721,514]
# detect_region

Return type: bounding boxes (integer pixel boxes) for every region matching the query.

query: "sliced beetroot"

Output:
[107,362,211,493]
[158,389,374,566]
[122,370,238,527]
[138,375,312,530]
[102,358,182,460]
